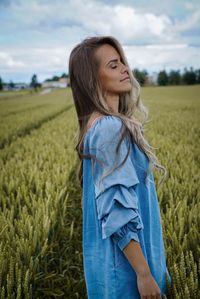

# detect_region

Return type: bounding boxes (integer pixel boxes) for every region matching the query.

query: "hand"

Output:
[137,272,161,299]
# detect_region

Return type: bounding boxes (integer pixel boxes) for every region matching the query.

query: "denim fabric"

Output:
[82,116,171,299]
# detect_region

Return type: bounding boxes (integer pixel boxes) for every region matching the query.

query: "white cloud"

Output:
[1,42,199,83]
[104,5,174,43]
[3,0,177,44]
[124,43,200,71]
[175,10,200,32]
[0,52,25,70]
[0,46,72,74]
[184,2,198,11]
[0,0,200,82]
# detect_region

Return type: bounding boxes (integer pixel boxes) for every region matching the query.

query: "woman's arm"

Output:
[123,240,162,298]
[123,240,150,276]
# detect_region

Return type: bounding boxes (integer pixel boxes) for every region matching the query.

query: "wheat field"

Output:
[0,85,199,298]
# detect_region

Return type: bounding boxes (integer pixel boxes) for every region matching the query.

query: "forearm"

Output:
[123,240,151,276]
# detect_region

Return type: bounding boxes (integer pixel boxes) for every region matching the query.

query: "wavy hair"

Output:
[68,35,167,190]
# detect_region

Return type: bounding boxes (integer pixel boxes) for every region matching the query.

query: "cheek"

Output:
[100,71,119,90]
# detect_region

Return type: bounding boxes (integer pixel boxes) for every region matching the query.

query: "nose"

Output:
[121,63,128,74]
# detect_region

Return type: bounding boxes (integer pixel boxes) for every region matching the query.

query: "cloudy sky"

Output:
[0,0,200,83]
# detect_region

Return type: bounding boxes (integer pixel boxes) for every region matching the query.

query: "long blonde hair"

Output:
[68,35,167,189]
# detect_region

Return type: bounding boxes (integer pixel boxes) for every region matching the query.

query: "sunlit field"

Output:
[0,85,199,298]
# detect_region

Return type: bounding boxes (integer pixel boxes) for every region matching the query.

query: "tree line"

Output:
[0,73,69,91]
[0,74,41,91]
[1,67,200,91]
[133,67,200,86]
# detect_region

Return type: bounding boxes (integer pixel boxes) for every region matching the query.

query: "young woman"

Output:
[69,36,171,299]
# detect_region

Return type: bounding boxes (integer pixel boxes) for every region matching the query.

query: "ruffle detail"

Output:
[112,228,140,251]
[88,116,144,250]
[95,184,144,245]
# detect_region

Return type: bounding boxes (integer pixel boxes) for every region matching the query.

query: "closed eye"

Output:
[111,59,125,68]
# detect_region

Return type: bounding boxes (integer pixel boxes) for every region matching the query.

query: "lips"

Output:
[120,76,130,82]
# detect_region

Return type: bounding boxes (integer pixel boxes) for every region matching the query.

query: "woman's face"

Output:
[95,44,132,96]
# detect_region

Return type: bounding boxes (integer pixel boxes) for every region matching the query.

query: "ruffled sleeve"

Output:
[88,116,144,251]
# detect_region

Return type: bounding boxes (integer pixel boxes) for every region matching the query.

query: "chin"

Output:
[119,86,132,93]
[118,90,131,95]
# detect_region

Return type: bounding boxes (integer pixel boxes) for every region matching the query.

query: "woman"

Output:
[68,36,171,299]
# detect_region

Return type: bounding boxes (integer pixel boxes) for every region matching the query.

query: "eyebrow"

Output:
[106,58,120,66]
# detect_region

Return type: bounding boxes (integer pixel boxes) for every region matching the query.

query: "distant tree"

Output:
[195,69,200,84]
[133,68,148,86]
[44,73,69,82]
[9,81,15,89]
[157,70,168,86]
[52,76,60,81]
[30,74,39,91]
[182,67,196,85]
[0,77,3,90]
[60,73,68,78]
[168,70,181,85]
